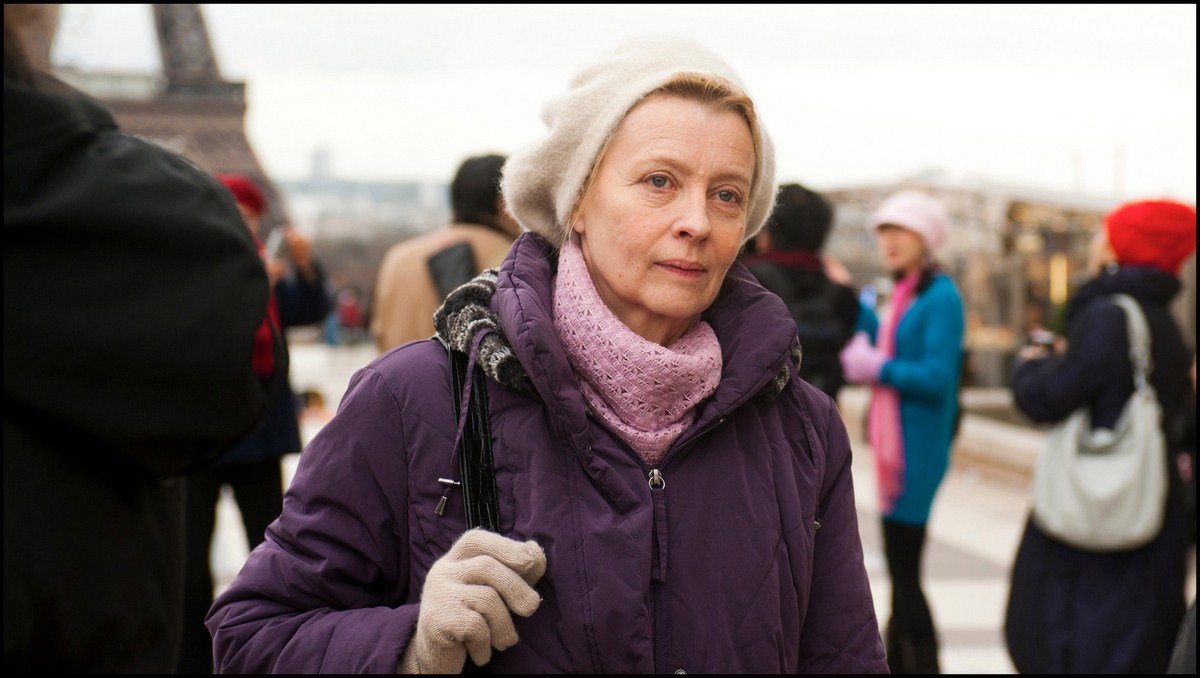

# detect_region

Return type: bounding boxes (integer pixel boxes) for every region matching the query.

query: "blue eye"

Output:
[717,190,737,203]
[649,175,669,188]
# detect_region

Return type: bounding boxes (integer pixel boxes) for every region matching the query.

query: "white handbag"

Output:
[1031,294,1168,552]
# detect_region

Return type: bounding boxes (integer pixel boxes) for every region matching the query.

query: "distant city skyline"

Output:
[52,4,1197,203]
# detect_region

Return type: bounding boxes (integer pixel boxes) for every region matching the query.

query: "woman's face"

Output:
[236,202,262,240]
[874,223,926,275]
[1086,229,1116,275]
[571,96,754,346]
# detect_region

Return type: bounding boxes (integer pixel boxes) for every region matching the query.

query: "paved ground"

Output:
[210,340,1194,674]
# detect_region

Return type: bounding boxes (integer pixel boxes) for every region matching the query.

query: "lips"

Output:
[658,259,705,274]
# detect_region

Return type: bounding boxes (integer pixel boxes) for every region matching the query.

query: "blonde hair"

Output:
[571,72,761,228]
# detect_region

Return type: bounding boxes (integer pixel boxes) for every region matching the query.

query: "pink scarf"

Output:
[867,270,920,514]
[553,238,723,466]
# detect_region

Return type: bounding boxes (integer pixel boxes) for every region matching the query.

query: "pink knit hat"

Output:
[866,190,949,252]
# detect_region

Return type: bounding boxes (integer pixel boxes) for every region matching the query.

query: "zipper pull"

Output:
[435,478,460,516]
[648,468,665,491]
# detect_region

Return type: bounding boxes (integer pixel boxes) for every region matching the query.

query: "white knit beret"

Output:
[866,190,950,253]
[501,37,777,248]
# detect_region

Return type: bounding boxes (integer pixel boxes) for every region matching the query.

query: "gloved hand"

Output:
[840,331,888,384]
[398,528,547,674]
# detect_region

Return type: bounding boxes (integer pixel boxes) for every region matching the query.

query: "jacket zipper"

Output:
[651,474,668,675]
[647,415,724,674]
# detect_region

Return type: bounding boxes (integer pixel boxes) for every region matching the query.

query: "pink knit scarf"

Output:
[867,269,920,514]
[553,238,722,466]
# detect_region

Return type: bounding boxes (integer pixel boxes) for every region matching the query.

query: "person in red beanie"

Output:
[177,174,331,674]
[1105,199,1198,275]
[1005,198,1196,674]
[217,173,266,220]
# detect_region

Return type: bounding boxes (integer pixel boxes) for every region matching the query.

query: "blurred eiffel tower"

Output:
[68,4,287,229]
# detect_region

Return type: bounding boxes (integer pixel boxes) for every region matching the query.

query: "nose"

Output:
[671,189,712,241]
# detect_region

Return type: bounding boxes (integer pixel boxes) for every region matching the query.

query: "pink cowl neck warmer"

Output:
[553,238,722,466]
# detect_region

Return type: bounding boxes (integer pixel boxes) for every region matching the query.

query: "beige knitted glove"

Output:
[398,528,547,674]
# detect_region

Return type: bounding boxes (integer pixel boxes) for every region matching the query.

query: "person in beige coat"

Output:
[371,154,521,353]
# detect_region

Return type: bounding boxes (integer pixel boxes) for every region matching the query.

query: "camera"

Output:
[264,227,286,259]
[1027,328,1057,349]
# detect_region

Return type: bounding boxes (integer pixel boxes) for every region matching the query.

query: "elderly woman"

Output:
[840,190,965,674]
[207,38,886,674]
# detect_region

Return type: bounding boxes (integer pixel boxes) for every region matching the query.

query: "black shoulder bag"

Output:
[439,337,501,532]
[428,242,477,300]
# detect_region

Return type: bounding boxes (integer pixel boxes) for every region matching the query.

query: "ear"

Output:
[569,208,586,236]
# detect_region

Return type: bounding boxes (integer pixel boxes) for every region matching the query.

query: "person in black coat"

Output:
[1004,199,1196,674]
[4,5,280,672]
[741,183,860,401]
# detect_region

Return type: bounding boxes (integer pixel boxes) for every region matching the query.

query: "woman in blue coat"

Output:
[841,190,965,673]
[1004,200,1195,674]
[206,38,887,674]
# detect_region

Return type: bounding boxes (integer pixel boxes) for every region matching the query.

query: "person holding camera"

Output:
[176,174,331,674]
[1005,199,1195,674]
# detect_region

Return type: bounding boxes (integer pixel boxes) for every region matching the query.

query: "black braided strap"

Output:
[440,337,500,533]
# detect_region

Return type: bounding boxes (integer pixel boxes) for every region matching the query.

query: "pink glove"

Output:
[840,332,887,384]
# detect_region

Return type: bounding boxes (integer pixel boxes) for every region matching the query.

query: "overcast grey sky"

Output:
[51,4,1196,202]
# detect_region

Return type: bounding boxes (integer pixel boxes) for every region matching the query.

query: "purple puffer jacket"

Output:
[208,233,886,674]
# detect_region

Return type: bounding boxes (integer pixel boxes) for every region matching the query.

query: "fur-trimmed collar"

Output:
[433,269,800,403]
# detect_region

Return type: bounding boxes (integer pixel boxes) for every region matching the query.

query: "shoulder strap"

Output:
[1109,294,1153,389]
[442,337,501,532]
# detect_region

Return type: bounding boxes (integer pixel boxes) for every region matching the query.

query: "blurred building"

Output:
[50,4,450,325]
[55,4,287,230]
[278,150,448,243]
[824,174,1196,387]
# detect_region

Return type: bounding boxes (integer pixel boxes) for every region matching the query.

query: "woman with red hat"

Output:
[176,173,331,674]
[1005,199,1196,674]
